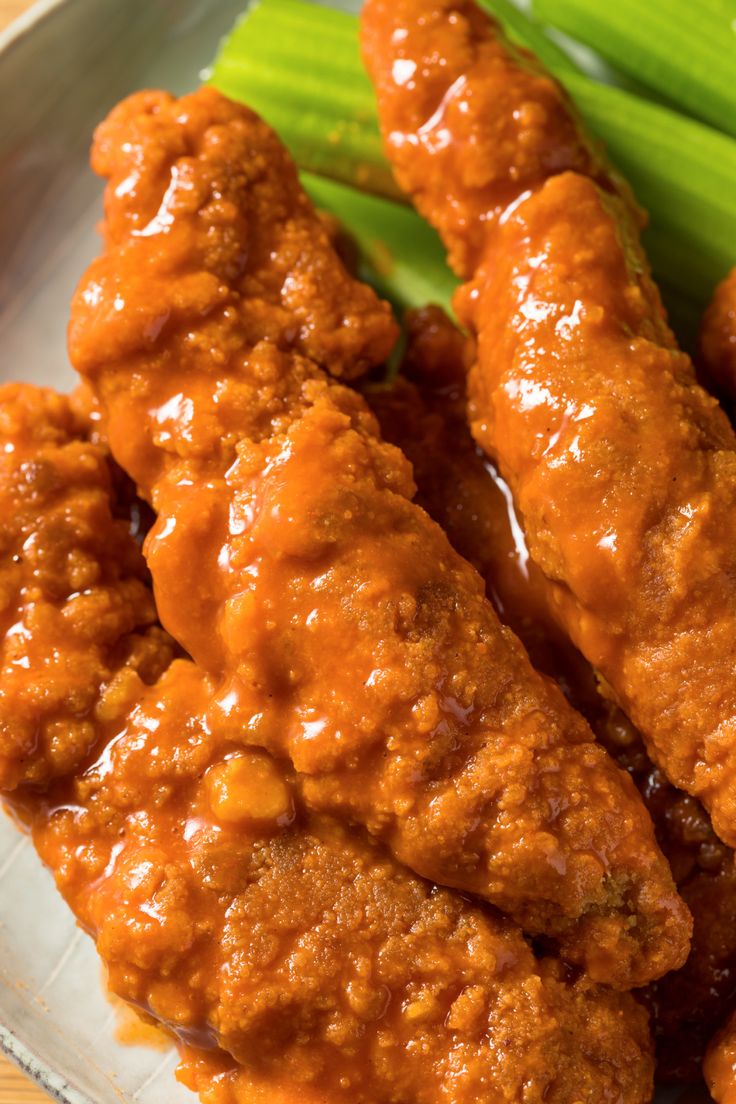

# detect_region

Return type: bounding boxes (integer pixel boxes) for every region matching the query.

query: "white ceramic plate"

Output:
[0,1,709,1100]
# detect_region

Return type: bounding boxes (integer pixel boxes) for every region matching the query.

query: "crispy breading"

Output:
[33,658,655,1104]
[0,385,655,1104]
[67,87,689,987]
[0,383,172,790]
[368,306,736,1082]
[361,0,736,851]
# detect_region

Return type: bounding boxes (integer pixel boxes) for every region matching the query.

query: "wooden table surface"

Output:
[0,1060,48,1103]
[0,8,56,1104]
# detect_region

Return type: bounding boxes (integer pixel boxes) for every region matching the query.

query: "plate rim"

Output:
[0,1023,94,1104]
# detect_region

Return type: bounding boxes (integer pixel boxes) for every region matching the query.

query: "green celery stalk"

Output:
[533,0,736,138]
[563,71,736,305]
[211,0,398,197]
[302,172,457,315]
[228,0,360,42]
[478,0,579,73]
[210,0,736,307]
[213,61,397,195]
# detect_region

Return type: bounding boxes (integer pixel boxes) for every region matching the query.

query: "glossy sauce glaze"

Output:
[0,385,658,1104]
[368,306,736,1083]
[42,660,639,1102]
[67,86,690,987]
[0,383,172,791]
[361,0,736,851]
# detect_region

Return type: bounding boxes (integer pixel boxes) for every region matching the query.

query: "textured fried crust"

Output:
[0,383,172,791]
[368,307,736,1082]
[0,381,655,1103]
[359,0,638,281]
[67,86,689,986]
[360,0,736,853]
[30,659,654,1104]
[175,947,652,1104]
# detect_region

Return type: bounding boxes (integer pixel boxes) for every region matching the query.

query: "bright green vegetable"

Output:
[211,0,736,310]
[479,0,578,73]
[212,0,396,196]
[533,0,736,138]
[564,71,736,308]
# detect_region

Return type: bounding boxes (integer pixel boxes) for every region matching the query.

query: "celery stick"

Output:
[210,0,736,305]
[479,0,579,74]
[479,0,658,102]
[212,3,399,197]
[231,0,360,44]
[566,72,736,302]
[302,172,457,315]
[533,0,736,138]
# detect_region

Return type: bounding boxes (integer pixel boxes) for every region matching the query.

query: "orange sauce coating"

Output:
[66,86,690,988]
[0,384,657,1103]
[0,383,172,791]
[361,0,736,853]
[368,305,736,1084]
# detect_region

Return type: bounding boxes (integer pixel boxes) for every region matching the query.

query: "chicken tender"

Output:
[0,381,657,1103]
[29,659,656,1104]
[361,0,736,851]
[67,86,689,986]
[174,946,653,1104]
[368,307,736,1083]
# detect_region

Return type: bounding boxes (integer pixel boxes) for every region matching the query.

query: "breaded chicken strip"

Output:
[172,947,650,1104]
[369,307,736,1082]
[0,383,172,790]
[0,382,656,1103]
[30,660,656,1104]
[361,0,736,850]
[67,86,689,986]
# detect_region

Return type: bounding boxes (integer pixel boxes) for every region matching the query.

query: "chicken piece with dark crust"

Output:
[361,0,736,852]
[173,944,653,1104]
[0,383,172,791]
[68,86,690,987]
